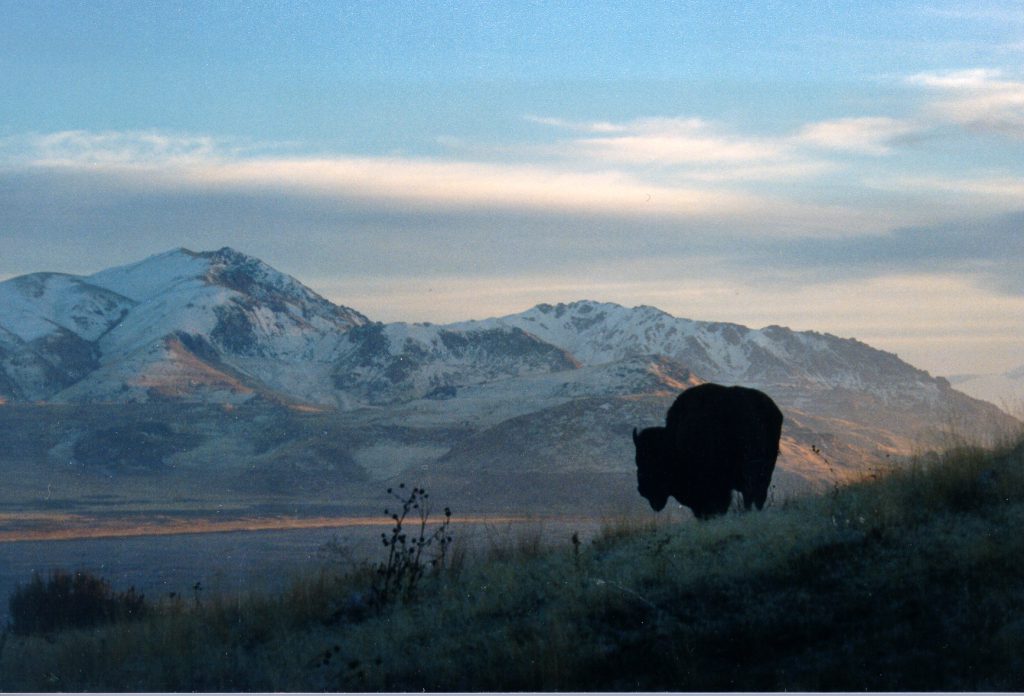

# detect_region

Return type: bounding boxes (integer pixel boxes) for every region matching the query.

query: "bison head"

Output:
[633,426,672,512]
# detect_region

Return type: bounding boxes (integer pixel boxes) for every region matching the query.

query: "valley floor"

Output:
[1,439,1022,691]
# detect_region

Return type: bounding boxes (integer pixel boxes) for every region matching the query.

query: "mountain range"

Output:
[1,247,1018,515]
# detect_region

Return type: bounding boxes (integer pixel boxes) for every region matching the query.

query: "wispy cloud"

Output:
[871,174,1024,202]
[908,68,1024,137]
[794,117,921,155]
[527,112,933,180]
[3,119,1022,375]
[528,69,1024,172]
[522,115,848,188]
[0,130,221,167]
[199,155,765,218]
[524,115,626,134]
[4,66,1023,290]
[1,129,886,234]
[533,116,790,165]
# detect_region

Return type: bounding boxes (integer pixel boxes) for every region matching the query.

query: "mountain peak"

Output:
[198,246,256,265]
[84,247,366,326]
[0,271,135,344]
[531,299,675,323]
[86,248,210,302]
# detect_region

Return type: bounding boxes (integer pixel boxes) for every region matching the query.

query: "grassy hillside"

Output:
[2,437,1023,691]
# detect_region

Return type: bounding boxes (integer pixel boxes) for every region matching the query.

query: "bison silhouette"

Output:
[632,383,783,519]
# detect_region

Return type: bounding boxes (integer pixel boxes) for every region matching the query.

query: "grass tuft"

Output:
[7,569,147,636]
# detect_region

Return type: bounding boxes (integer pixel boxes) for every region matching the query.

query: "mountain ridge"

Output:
[1,247,1018,512]
[0,248,961,411]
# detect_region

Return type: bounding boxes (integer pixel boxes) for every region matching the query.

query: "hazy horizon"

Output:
[2,1,1023,376]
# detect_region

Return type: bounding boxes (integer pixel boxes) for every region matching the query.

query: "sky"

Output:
[1,1,1022,377]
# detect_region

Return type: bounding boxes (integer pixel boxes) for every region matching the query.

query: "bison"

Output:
[632,383,783,519]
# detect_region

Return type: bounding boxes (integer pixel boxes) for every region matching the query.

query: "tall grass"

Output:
[2,437,1023,691]
[7,570,147,636]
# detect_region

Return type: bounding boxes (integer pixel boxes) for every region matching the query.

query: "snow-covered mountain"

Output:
[0,273,134,400]
[0,250,979,415]
[330,321,581,404]
[1,248,370,404]
[1,248,1018,513]
[454,300,946,405]
[444,300,1007,449]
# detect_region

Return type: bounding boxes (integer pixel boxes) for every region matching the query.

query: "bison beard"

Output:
[632,383,783,519]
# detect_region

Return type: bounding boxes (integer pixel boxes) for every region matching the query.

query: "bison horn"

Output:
[632,427,639,445]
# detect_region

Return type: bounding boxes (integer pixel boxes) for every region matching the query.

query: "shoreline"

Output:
[0,512,590,544]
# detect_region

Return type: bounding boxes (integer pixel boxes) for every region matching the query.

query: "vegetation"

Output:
[7,570,147,637]
[373,484,453,606]
[2,438,1023,691]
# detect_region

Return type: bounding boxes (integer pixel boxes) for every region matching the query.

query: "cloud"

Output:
[6,131,1021,293]
[4,123,1023,275]
[908,68,1024,137]
[795,117,920,155]
[0,130,221,167]
[908,68,1004,90]
[2,127,1022,376]
[532,115,791,166]
[575,132,782,165]
[2,128,891,236]
[870,174,1024,203]
[524,115,626,134]
[527,112,932,184]
[744,210,1024,297]
[526,69,1024,176]
[520,115,854,189]
[193,155,747,216]
[520,69,1024,178]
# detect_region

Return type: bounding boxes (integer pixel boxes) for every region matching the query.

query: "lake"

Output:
[0,515,611,622]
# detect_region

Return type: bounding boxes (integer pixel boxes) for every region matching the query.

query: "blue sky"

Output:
[1,1,1023,376]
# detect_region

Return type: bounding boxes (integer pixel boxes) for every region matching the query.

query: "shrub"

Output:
[374,484,453,606]
[7,569,147,636]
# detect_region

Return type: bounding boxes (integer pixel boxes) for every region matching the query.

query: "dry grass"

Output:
[2,437,1023,691]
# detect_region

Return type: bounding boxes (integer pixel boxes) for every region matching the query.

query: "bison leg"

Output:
[741,490,754,510]
[692,487,734,519]
[742,456,775,511]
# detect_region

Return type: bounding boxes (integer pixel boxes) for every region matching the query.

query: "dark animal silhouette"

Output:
[632,383,783,519]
